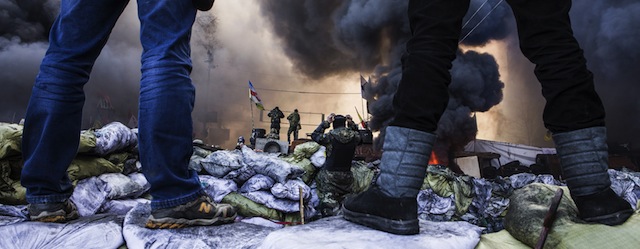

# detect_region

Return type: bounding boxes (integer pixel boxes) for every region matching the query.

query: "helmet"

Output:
[332,115,346,128]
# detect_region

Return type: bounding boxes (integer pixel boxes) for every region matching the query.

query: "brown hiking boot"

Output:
[28,199,79,223]
[145,195,236,229]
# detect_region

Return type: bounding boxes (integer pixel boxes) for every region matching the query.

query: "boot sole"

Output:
[583,209,634,226]
[343,206,419,235]
[30,210,79,223]
[145,214,236,229]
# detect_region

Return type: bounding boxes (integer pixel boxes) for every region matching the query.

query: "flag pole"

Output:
[250,98,255,130]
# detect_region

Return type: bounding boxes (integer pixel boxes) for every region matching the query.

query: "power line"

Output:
[254,87,360,95]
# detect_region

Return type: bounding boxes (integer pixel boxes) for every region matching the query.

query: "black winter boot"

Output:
[343,126,435,235]
[553,127,632,225]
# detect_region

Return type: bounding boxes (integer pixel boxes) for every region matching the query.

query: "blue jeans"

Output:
[21,0,205,210]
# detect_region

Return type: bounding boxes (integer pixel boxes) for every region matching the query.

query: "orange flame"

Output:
[428,151,440,165]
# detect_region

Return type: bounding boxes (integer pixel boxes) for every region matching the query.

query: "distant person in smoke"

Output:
[343,0,633,235]
[20,0,236,228]
[267,106,285,137]
[312,113,361,217]
[286,109,301,143]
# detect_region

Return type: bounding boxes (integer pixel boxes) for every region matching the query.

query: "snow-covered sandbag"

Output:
[0,204,27,226]
[70,177,109,217]
[240,217,284,228]
[258,216,483,249]
[239,174,275,193]
[199,175,238,203]
[201,150,245,177]
[128,172,150,193]
[0,215,124,249]
[123,204,275,249]
[93,122,137,156]
[189,155,205,172]
[224,164,257,184]
[241,146,304,183]
[271,179,311,201]
[242,191,301,213]
[310,146,326,168]
[417,188,456,222]
[100,198,149,215]
[99,173,145,199]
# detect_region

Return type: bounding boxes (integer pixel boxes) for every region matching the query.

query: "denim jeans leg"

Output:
[136,0,204,210]
[390,0,470,133]
[21,0,129,204]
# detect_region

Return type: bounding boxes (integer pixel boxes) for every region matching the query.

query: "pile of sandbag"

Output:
[190,143,326,223]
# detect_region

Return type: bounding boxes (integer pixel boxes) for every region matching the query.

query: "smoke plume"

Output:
[259,0,640,152]
[259,0,508,155]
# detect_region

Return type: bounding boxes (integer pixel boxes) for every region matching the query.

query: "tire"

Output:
[264,141,281,153]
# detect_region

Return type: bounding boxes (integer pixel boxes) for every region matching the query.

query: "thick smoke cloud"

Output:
[260,0,507,153]
[0,0,59,123]
[260,0,640,151]
[0,1,223,134]
[571,0,640,149]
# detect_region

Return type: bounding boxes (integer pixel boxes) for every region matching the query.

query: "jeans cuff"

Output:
[26,194,72,204]
[150,189,207,210]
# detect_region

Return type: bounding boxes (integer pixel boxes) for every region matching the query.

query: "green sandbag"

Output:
[78,130,97,154]
[505,183,640,249]
[0,179,27,205]
[475,230,530,249]
[222,192,306,224]
[222,192,284,220]
[67,156,123,182]
[421,166,474,217]
[282,157,316,184]
[292,142,321,159]
[0,123,23,160]
[351,161,375,194]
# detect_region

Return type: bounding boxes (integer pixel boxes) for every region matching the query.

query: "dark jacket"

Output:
[311,121,361,171]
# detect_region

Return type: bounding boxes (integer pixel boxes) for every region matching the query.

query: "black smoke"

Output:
[571,0,640,150]
[259,0,640,151]
[260,0,508,153]
[0,1,224,135]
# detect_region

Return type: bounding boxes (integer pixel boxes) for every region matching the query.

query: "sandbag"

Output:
[241,191,300,213]
[271,179,311,201]
[70,177,109,217]
[309,146,326,168]
[239,174,275,193]
[201,150,245,177]
[0,123,22,160]
[67,156,123,182]
[505,183,640,249]
[199,175,238,203]
[98,173,146,199]
[92,122,137,156]
[240,146,304,183]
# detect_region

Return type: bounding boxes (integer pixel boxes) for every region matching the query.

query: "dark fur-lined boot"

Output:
[343,126,435,235]
[553,127,632,225]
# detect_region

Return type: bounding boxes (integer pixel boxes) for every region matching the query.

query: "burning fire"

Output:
[428,151,440,165]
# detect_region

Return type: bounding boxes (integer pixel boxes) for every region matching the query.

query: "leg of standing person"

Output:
[343,0,470,235]
[136,0,236,228]
[506,0,632,225]
[21,0,130,223]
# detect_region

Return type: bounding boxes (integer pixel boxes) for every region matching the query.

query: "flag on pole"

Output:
[249,81,265,110]
[360,75,368,99]
[354,106,367,129]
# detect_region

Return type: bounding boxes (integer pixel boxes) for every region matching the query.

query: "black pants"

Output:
[390,0,605,133]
